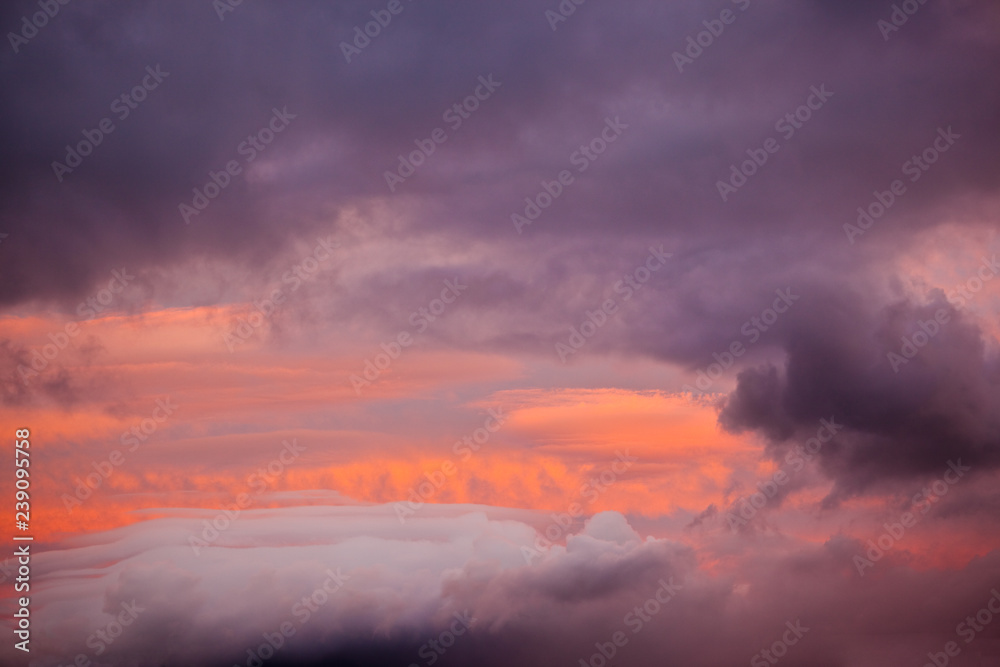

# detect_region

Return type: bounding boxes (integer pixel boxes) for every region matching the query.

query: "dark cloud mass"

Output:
[719,289,1000,498]
[1,0,998,306]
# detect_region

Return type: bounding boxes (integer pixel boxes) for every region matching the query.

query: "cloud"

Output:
[718,288,1000,499]
[1,0,999,311]
[7,504,1000,667]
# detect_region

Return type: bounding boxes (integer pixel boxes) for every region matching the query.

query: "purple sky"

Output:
[1,1,1000,666]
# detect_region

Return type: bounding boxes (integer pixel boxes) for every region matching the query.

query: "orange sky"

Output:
[3,303,998,573]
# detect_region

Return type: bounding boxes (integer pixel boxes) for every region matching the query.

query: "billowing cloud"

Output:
[6,506,1000,667]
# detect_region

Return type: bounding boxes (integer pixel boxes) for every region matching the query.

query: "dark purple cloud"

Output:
[1,0,998,307]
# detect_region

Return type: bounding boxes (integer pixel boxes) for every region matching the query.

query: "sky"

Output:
[1,0,1000,665]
